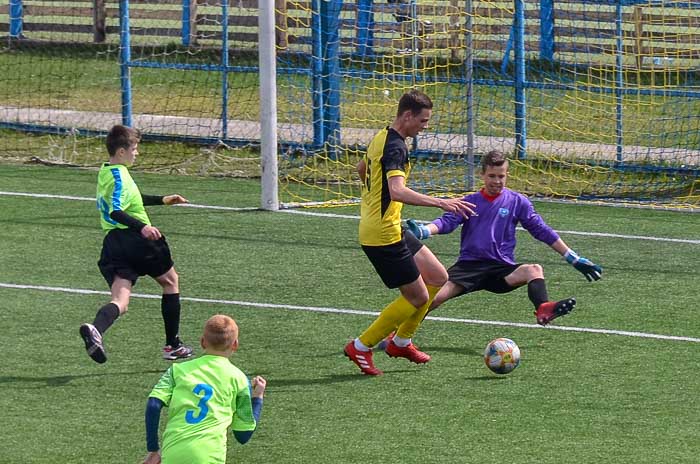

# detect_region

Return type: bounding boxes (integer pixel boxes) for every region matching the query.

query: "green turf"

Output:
[0,164,699,464]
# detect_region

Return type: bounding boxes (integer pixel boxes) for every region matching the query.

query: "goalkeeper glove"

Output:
[406,219,431,240]
[564,250,602,282]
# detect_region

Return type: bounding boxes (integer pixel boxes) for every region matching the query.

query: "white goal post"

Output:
[258,0,279,211]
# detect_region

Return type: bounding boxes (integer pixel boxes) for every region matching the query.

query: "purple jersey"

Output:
[432,188,559,265]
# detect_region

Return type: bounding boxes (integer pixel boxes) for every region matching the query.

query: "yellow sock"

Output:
[396,285,441,339]
[358,295,417,348]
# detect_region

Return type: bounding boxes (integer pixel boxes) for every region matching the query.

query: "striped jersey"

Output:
[96,163,150,232]
[359,127,410,246]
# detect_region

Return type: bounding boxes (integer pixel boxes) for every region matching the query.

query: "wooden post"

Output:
[449,0,460,61]
[275,0,288,49]
[93,0,106,43]
[633,6,644,70]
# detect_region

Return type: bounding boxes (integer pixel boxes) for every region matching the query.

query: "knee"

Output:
[527,264,544,280]
[409,290,430,309]
[410,295,429,309]
[423,267,448,288]
[114,303,128,315]
[161,269,179,291]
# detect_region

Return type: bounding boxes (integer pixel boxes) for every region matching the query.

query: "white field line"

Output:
[2,190,698,244]
[1,282,699,344]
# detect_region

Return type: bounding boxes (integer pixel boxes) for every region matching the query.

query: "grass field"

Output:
[1,163,699,464]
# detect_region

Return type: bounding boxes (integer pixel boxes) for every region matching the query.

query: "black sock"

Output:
[93,303,120,335]
[161,293,181,347]
[527,278,548,309]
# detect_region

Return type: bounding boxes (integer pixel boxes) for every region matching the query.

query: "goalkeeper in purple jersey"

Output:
[407,150,602,325]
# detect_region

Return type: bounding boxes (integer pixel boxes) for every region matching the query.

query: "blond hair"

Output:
[203,314,239,351]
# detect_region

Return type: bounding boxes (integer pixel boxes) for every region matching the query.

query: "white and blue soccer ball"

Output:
[483,338,521,374]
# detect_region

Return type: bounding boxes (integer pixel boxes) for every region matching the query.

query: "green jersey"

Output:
[149,355,257,464]
[96,163,151,232]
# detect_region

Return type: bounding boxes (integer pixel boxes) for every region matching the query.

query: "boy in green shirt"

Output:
[79,124,193,363]
[143,314,266,464]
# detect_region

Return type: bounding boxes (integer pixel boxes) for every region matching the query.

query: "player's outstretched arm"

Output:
[387,176,476,218]
[564,250,602,281]
[163,194,188,205]
[551,239,602,281]
[436,196,477,218]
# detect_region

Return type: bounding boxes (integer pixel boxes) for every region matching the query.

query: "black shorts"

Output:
[362,231,424,289]
[98,228,174,287]
[447,260,522,296]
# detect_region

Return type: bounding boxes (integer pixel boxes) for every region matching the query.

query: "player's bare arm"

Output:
[387,176,476,218]
[549,238,570,256]
[357,159,367,183]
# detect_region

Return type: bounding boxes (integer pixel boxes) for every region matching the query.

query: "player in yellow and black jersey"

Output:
[344,90,477,375]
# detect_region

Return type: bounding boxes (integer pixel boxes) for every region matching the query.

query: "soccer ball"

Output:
[483,338,521,374]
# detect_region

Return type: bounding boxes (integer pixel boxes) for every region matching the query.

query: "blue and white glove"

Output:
[406,219,431,240]
[564,250,602,282]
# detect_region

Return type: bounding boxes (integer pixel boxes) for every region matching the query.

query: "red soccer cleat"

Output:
[385,339,431,364]
[535,297,577,326]
[344,341,383,376]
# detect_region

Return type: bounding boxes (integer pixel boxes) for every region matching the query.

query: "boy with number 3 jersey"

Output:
[143,314,266,464]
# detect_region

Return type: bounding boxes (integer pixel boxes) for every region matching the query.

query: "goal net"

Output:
[1,0,699,209]
[272,0,700,209]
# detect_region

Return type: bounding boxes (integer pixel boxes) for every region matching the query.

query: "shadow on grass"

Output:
[0,369,164,388]
[468,375,510,381]
[269,368,421,389]
[428,342,543,356]
[423,345,482,356]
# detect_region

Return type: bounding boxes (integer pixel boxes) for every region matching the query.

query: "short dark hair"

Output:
[481,150,508,173]
[397,89,433,117]
[106,125,140,157]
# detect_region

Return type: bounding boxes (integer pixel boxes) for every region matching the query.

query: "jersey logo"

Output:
[498,207,509,217]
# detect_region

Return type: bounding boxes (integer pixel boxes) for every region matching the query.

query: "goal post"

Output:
[259,0,279,211]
